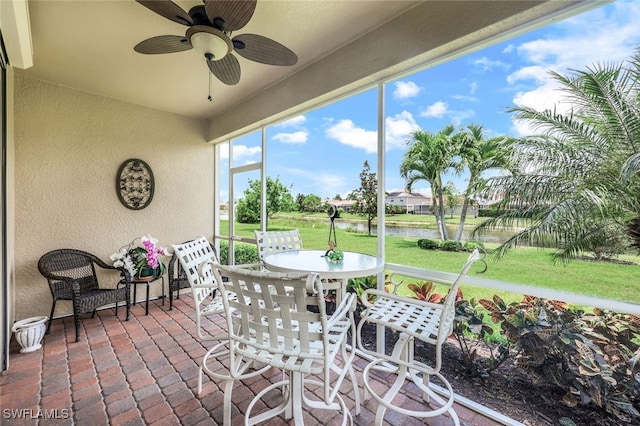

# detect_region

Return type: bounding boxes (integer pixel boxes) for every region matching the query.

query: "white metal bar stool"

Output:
[171,236,270,426]
[213,264,360,425]
[356,249,484,425]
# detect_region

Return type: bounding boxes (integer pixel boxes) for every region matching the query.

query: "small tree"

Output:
[295,193,305,212]
[400,126,457,240]
[353,161,378,235]
[453,125,515,243]
[301,194,322,212]
[345,191,358,201]
[236,176,294,227]
[444,181,461,218]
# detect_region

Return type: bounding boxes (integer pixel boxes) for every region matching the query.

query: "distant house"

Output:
[385,190,432,214]
[475,193,504,210]
[325,199,357,213]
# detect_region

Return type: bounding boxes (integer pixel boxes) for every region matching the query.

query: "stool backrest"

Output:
[254,229,303,261]
[171,236,220,319]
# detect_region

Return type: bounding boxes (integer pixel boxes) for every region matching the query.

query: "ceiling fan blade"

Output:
[136,0,194,26]
[204,0,257,31]
[232,34,298,66]
[207,54,241,85]
[134,35,192,54]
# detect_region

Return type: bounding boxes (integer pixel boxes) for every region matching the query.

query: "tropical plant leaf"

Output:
[493,294,507,310]
[562,394,579,408]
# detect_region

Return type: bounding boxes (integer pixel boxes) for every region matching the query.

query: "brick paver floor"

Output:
[1,293,515,425]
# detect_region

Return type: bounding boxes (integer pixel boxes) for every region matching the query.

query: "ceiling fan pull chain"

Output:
[208,64,213,102]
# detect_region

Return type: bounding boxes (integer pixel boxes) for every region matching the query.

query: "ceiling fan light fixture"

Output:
[187,27,231,61]
[136,1,296,87]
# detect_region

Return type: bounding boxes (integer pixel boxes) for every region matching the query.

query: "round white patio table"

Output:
[263,249,384,300]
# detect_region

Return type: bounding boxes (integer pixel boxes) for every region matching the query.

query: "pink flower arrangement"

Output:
[141,235,166,269]
[111,235,168,278]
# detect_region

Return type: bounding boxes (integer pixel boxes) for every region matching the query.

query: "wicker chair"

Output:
[212,264,360,425]
[356,249,484,425]
[38,248,131,342]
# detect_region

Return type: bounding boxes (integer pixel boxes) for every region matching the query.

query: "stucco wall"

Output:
[13,74,214,321]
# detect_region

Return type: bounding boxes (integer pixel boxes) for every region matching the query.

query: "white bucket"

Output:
[12,316,48,353]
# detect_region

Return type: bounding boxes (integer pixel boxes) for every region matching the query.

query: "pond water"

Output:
[333,220,517,244]
[221,213,522,245]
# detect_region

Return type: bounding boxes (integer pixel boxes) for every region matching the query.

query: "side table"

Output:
[120,275,165,315]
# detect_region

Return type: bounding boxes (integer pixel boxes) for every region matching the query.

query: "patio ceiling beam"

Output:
[0,0,33,69]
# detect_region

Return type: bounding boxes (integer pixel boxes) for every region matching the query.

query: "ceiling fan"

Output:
[134,0,298,91]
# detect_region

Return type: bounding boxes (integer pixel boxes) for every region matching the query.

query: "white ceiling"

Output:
[20,0,420,119]
[17,1,596,127]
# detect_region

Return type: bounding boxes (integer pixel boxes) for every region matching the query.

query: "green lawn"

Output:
[221,216,640,305]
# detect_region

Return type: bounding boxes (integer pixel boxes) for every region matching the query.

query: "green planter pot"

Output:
[136,267,157,280]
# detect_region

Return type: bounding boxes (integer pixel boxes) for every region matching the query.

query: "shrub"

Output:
[346,274,380,313]
[583,223,631,261]
[452,294,510,378]
[399,269,639,420]
[344,226,361,234]
[441,240,461,251]
[417,238,441,250]
[463,240,485,252]
[480,295,640,422]
[477,208,509,217]
[406,280,443,303]
[385,204,405,214]
[219,241,259,265]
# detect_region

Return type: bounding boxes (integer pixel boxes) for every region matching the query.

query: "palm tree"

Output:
[400,125,457,240]
[453,124,515,243]
[475,50,640,262]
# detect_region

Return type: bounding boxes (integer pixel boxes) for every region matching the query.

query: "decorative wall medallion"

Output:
[116,158,155,210]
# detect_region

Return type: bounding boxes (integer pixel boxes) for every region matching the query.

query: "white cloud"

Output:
[418,101,474,126]
[324,112,420,153]
[510,78,566,136]
[507,1,640,136]
[506,65,548,86]
[449,109,475,127]
[512,78,564,112]
[393,81,422,100]
[452,94,478,102]
[272,115,309,144]
[272,131,308,144]
[325,119,377,154]
[450,82,479,103]
[420,101,448,118]
[385,111,420,150]
[232,144,261,161]
[472,56,511,72]
[286,167,353,197]
[276,115,306,128]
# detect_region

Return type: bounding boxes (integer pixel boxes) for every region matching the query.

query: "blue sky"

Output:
[224,1,640,203]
